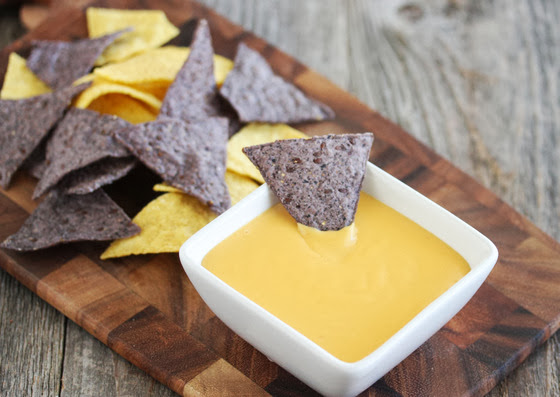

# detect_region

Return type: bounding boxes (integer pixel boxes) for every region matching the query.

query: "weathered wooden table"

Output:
[1,0,559,395]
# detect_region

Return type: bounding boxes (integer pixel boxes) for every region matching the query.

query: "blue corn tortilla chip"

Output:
[159,19,241,136]
[243,133,373,231]
[0,83,89,189]
[159,19,219,121]
[33,108,131,198]
[26,30,128,90]
[1,189,140,251]
[113,117,231,214]
[23,140,48,179]
[61,156,137,195]
[220,43,335,124]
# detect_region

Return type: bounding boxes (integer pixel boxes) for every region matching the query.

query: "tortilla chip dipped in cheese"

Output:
[243,133,374,231]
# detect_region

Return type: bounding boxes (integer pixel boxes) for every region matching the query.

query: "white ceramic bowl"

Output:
[179,162,498,397]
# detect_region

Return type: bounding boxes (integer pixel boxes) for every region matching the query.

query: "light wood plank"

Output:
[60,321,176,397]
[0,271,64,396]
[0,8,65,397]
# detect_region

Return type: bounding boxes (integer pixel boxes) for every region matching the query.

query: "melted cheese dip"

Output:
[202,193,469,362]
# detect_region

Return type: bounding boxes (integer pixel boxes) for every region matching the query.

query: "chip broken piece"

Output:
[26,30,127,90]
[0,83,89,189]
[113,117,231,214]
[243,133,374,231]
[1,189,140,251]
[220,43,335,124]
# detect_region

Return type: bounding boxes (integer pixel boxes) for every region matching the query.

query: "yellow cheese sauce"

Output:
[202,193,470,362]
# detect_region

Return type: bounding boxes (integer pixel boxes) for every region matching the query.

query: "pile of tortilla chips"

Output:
[0,7,337,257]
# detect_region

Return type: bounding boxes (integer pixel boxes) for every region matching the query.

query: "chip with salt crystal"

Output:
[243,133,373,231]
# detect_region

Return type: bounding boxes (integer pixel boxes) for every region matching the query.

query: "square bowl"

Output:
[179,162,498,397]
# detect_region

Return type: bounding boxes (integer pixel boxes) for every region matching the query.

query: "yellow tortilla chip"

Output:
[154,171,260,204]
[86,94,157,124]
[102,172,260,258]
[227,123,308,183]
[100,193,216,258]
[73,73,96,86]
[93,46,233,94]
[87,8,180,65]
[1,53,52,99]
[225,171,261,203]
[74,81,162,111]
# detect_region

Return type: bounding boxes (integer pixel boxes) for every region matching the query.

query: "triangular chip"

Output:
[0,83,88,189]
[26,31,126,90]
[74,81,162,111]
[243,133,373,231]
[61,156,137,195]
[159,19,219,121]
[100,192,216,258]
[1,52,52,99]
[1,189,140,251]
[86,94,158,124]
[227,123,308,183]
[93,46,233,89]
[220,43,335,123]
[33,108,131,198]
[87,8,179,65]
[113,117,230,214]
[154,170,259,204]
[102,171,258,259]
[158,20,240,136]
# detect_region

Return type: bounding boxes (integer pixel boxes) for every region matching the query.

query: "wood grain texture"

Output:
[0,1,559,396]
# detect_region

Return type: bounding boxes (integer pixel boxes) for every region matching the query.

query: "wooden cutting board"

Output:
[1,1,559,396]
